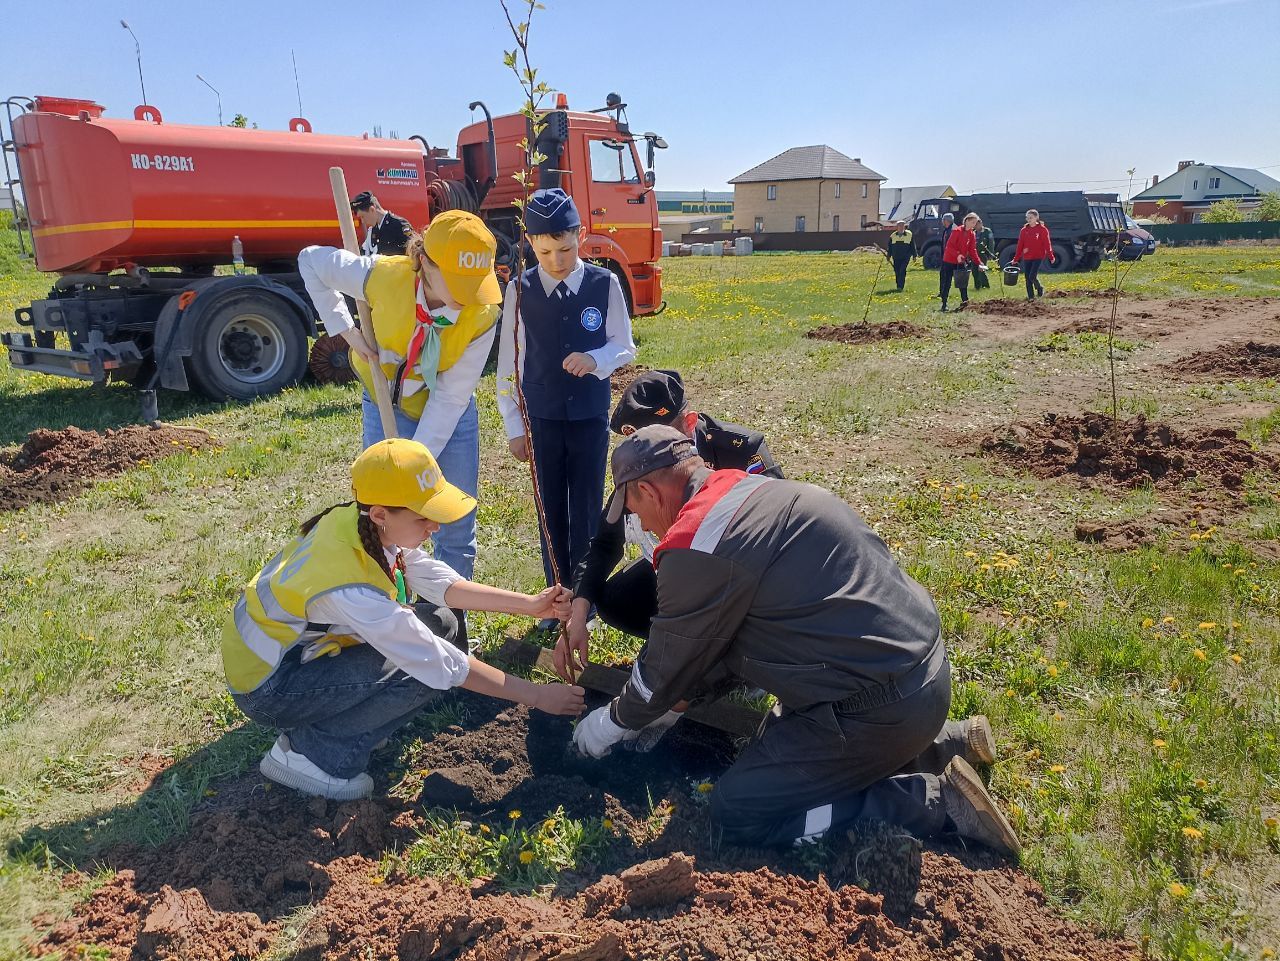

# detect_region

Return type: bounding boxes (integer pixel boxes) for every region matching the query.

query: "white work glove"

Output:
[622,709,684,753]
[573,705,634,759]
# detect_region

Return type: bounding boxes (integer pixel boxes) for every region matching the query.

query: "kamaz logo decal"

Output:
[377,168,420,181]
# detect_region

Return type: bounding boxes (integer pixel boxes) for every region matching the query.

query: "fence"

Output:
[1148,221,1280,246]
[678,229,890,252]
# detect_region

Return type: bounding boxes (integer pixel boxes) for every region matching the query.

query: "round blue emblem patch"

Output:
[580,306,603,332]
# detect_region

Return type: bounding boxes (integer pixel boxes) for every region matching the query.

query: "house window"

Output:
[1192,179,1198,190]
[1208,176,1221,189]
[767,184,777,201]
[832,215,840,231]
[834,183,841,199]
[754,216,764,232]
[860,213,867,227]
[861,183,868,199]
[795,215,806,232]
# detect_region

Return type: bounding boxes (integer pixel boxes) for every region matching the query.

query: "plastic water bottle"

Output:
[232,235,244,274]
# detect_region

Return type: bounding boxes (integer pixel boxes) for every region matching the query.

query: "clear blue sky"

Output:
[7,0,1279,197]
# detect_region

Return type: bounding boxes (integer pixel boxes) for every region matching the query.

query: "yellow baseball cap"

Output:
[422,210,502,307]
[351,439,476,524]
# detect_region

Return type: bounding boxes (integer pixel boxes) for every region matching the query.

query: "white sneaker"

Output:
[259,735,373,801]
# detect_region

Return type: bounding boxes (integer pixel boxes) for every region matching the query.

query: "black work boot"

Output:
[940,757,1021,857]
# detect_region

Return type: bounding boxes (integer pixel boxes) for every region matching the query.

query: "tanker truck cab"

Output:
[455,92,665,316]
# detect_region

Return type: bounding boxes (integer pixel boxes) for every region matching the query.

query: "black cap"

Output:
[351,191,375,211]
[610,369,686,436]
[604,425,701,523]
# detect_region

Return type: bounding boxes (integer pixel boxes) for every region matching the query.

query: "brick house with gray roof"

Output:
[729,145,886,233]
[1131,161,1280,223]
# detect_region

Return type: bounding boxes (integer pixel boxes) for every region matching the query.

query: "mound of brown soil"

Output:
[30,695,1138,960]
[0,425,211,511]
[807,321,926,344]
[981,413,1270,491]
[610,363,650,393]
[1171,342,1280,379]
[1046,288,1124,299]
[971,300,1046,317]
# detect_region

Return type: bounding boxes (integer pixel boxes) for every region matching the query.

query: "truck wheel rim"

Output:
[218,313,285,385]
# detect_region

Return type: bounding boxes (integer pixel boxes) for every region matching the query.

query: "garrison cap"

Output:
[350,191,375,211]
[604,425,700,523]
[524,188,582,235]
[610,369,686,435]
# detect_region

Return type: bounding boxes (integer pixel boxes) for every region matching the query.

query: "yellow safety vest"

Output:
[350,256,499,421]
[221,504,395,693]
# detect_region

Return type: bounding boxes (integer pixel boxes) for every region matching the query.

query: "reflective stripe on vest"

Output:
[222,504,396,693]
[688,475,775,554]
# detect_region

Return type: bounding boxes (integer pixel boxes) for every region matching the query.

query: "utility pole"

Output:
[196,74,222,126]
[120,20,148,107]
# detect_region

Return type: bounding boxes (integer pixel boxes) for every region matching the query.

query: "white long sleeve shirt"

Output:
[297,245,495,457]
[495,260,636,440]
[304,546,469,690]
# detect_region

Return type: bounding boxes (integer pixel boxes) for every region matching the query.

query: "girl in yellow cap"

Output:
[298,210,502,584]
[222,438,584,800]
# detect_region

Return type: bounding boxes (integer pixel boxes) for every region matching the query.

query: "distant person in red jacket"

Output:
[939,212,987,312]
[1012,209,1056,300]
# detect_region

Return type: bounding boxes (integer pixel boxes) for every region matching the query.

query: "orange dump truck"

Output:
[2,93,664,406]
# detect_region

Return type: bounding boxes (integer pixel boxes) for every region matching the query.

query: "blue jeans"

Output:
[361,393,480,580]
[231,607,458,778]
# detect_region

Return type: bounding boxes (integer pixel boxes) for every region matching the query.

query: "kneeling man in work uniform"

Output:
[572,426,1019,855]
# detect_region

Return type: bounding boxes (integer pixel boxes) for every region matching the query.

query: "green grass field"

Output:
[1,229,1278,960]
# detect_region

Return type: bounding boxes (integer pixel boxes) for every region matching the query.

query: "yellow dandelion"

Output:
[1260,949,1274,960]
[543,819,557,831]
[1193,649,1207,662]
[1230,654,1242,665]
[1168,882,1188,898]
[964,550,978,558]
[479,824,491,834]
[518,851,535,864]
[1182,827,1203,839]
[1198,621,1217,631]
[1054,600,1069,610]
[369,875,386,885]
[1141,618,1155,629]
[1005,688,1016,698]
[602,818,614,829]
[1162,616,1176,625]
[1265,817,1279,829]
[1152,739,1167,748]
[1050,764,1067,774]
[1194,779,1208,790]
[508,809,522,820]
[697,782,714,794]
[1046,665,1059,678]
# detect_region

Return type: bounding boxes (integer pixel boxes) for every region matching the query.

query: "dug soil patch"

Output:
[981,412,1271,492]
[1169,341,1280,379]
[807,320,926,344]
[30,694,1137,960]
[0,425,212,512]
[970,300,1045,317]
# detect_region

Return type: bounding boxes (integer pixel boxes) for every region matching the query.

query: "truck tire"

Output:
[187,291,308,401]
[921,245,942,270]
[1044,243,1075,274]
[1078,252,1102,271]
[998,245,1017,268]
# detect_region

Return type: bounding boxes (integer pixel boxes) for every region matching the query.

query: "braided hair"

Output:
[299,501,403,587]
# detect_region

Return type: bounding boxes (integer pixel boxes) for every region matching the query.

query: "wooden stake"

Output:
[329,166,398,441]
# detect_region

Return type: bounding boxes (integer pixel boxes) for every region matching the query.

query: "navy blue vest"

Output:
[519,263,613,421]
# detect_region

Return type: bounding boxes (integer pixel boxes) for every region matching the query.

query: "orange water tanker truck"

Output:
[2,92,665,411]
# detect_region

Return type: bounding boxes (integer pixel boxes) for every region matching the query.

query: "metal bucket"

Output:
[1003,264,1021,286]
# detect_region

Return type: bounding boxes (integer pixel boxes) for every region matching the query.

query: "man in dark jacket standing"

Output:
[351,191,413,256]
[887,221,915,292]
[556,370,782,679]
[572,426,1018,856]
